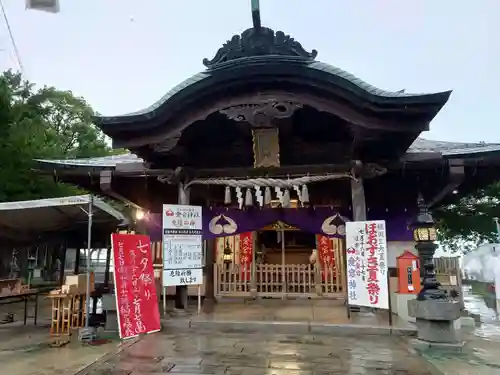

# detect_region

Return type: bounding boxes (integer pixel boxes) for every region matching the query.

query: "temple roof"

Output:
[35,138,500,170]
[92,27,451,143]
[95,61,448,127]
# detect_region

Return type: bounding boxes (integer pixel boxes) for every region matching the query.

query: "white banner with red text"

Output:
[345,220,389,309]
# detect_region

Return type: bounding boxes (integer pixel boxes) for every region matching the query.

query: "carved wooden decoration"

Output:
[252,127,280,168]
[203,27,318,69]
[219,100,301,128]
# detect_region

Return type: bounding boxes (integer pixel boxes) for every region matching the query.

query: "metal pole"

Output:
[494,218,500,242]
[85,195,93,329]
[281,229,286,300]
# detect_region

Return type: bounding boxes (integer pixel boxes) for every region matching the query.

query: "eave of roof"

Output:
[35,138,500,170]
[92,57,451,129]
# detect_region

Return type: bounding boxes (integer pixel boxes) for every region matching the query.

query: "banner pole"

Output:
[387,271,393,333]
[281,229,286,300]
[197,285,201,315]
[163,286,167,316]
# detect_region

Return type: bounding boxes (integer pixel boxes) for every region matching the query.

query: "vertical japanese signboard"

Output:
[345,220,389,309]
[162,204,203,286]
[239,232,253,281]
[111,233,161,340]
[316,234,337,280]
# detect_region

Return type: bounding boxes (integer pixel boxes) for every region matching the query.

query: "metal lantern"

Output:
[413,226,438,242]
[410,195,437,242]
[410,194,447,300]
[223,240,233,264]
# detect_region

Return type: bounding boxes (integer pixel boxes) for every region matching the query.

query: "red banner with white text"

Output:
[239,232,253,281]
[316,234,337,281]
[111,233,161,340]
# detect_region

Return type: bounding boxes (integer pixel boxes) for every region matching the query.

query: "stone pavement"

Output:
[0,324,130,375]
[82,330,434,375]
[417,325,500,375]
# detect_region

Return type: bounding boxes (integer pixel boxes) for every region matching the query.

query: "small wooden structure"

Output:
[48,272,94,340]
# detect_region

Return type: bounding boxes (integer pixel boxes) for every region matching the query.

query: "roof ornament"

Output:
[251,0,261,29]
[202,0,317,69]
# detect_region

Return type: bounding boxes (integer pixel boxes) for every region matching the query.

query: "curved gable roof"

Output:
[93,27,451,135]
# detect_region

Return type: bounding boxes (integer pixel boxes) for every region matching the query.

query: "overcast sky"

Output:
[1,0,498,143]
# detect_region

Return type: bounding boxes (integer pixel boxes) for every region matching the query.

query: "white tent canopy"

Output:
[463,243,500,282]
[0,195,125,239]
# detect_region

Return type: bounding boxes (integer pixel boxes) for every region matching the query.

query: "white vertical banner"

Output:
[162,204,203,286]
[345,220,389,309]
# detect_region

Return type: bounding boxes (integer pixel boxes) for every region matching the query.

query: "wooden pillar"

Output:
[350,161,367,221]
[175,183,190,310]
[203,239,216,312]
[350,161,368,312]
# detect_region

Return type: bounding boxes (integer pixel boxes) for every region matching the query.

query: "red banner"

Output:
[111,234,161,340]
[239,232,253,280]
[316,234,337,280]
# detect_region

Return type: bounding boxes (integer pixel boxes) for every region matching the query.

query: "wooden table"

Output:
[0,289,39,325]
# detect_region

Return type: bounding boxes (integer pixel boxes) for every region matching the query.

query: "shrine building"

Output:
[36,16,500,308]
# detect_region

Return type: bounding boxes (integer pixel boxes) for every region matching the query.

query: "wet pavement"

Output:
[0,325,128,375]
[418,285,500,375]
[82,331,433,375]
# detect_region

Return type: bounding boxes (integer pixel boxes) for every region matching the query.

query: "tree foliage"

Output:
[433,182,500,252]
[0,70,116,201]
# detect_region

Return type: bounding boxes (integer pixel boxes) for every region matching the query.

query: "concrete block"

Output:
[393,293,417,322]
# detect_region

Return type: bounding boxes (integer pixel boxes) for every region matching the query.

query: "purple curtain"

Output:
[145,207,413,242]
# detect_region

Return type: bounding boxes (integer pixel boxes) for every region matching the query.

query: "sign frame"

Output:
[162,204,203,287]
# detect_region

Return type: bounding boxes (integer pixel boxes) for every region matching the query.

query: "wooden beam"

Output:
[428,160,465,207]
[99,170,142,211]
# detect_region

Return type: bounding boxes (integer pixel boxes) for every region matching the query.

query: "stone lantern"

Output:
[408,195,463,348]
[409,195,447,301]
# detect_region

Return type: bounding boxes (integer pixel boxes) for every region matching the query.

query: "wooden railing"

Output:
[214,263,345,299]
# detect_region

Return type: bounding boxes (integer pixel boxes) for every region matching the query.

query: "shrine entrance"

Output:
[213,220,346,300]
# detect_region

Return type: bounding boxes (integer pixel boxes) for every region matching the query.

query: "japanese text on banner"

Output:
[111,234,161,340]
[345,220,389,310]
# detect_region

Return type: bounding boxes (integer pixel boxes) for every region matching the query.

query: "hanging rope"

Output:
[184,173,355,189]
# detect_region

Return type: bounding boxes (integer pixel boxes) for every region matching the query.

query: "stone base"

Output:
[410,338,465,353]
[415,318,460,343]
[408,299,462,344]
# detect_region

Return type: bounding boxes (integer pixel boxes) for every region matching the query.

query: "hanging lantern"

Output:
[223,240,233,264]
[224,186,231,205]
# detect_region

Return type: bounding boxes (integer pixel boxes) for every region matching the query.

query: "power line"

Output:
[0,0,25,76]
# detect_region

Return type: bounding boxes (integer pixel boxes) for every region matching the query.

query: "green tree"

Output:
[433,181,500,252]
[0,70,118,201]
